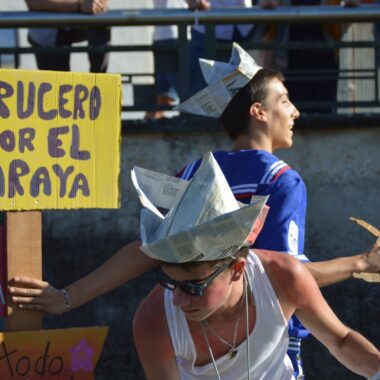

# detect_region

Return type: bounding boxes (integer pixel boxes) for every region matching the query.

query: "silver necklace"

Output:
[201,277,246,360]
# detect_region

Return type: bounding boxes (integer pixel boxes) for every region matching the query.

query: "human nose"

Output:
[291,103,300,119]
[172,288,190,308]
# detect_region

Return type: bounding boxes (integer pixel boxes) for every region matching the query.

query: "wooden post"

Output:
[6,211,42,331]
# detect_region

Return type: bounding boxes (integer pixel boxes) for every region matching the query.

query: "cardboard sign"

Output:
[0,69,121,210]
[0,225,5,317]
[0,326,108,379]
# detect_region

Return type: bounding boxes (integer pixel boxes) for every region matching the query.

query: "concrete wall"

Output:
[37,124,380,380]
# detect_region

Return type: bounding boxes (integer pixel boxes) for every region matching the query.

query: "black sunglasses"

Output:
[154,261,232,297]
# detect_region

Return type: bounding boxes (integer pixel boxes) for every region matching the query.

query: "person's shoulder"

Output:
[133,286,167,338]
[176,157,202,179]
[254,249,308,292]
[255,248,304,273]
[262,152,304,189]
[177,150,230,179]
[274,167,304,187]
[261,165,305,200]
[264,152,302,181]
[250,150,303,184]
[133,287,179,378]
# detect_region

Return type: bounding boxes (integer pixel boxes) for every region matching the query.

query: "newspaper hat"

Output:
[178,42,262,118]
[131,152,268,263]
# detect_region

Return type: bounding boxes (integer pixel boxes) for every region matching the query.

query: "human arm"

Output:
[8,240,154,314]
[343,0,360,7]
[25,0,108,14]
[304,237,380,287]
[295,268,380,377]
[263,252,380,377]
[133,286,180,380]
[256,172,380,287]
[259,0,279,9]
[186,0,211,11]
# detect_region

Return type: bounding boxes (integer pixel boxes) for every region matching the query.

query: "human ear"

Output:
[249,102,267,122]
[230,259,246,281]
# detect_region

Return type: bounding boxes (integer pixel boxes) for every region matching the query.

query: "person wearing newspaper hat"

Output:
[132,152,380,380]
[173,42,380,379]
[9,43,380,379]
[177,41,312,378]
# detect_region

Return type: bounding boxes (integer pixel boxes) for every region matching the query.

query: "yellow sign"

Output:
[0,69,121,210]
[0,326,108,379]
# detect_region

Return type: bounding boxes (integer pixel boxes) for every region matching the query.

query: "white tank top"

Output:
[164,250,295,380]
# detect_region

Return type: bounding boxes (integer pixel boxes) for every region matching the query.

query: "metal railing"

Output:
[1,5,380,117]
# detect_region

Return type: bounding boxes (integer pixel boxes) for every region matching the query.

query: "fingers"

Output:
[10,295,41,305]
[81,0,108,14]
[8,287,42,297]
[92,2,106,14]
[201,0,211,10]
[11,297,46,311]
[8,286,48,307]
[361,239,380,274]
[9,276,48,289]
[8,289,46,312]
[370,237,380,255]
[187,0,210,10]
[7,284,66,315]
[344,0,360,7]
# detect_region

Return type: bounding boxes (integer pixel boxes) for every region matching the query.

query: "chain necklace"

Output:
[201,277,246,360]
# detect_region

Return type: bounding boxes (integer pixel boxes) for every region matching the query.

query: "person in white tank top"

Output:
[163,249,295,380]
[132,153,380,380]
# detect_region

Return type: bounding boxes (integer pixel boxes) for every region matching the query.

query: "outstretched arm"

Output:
[25,0,108,14]
[8,240,154,314]
[305,236,380,287]
[277,257,380,377]
[255,172,380,288]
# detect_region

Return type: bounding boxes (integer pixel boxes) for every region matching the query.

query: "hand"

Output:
[187,0,211,11]
[8,277,67,315]
[344,0,360,7]
[357,237,380,273]
[80,0,109,15]
[260,0,279,9]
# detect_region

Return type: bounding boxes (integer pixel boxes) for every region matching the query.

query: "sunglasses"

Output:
[154,261,232,297]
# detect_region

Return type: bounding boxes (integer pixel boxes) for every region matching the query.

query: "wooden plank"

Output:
[6,211,42,331]
[0,226,6,316]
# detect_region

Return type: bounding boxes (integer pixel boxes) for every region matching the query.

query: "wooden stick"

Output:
[349,217,380,238]
[6,211,42,331]
[350,216,380,283]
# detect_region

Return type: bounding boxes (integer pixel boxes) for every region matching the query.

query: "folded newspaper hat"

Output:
[131,152,268,263]
[178,42,262,118]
